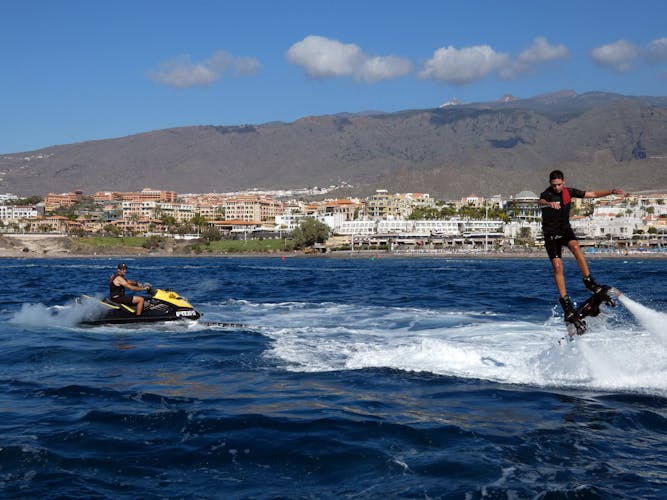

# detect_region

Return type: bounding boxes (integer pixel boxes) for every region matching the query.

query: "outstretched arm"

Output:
[584,188,625,199]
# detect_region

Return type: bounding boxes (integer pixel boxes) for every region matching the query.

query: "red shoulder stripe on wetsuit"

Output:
[561,187,571,206]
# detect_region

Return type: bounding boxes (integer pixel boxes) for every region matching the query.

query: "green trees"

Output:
[200,226,223,242]
[189,214,209,233]
[407,207,442,220]
[291,218,330,249]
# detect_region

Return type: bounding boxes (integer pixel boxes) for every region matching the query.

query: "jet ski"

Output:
[79,286,202,326]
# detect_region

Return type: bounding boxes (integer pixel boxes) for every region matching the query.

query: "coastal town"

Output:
[0,186,666,255]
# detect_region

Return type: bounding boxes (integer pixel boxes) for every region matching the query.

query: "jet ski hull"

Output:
[79,289,201,326]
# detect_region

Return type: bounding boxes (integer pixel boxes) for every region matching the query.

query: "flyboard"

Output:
[560,285,620,344]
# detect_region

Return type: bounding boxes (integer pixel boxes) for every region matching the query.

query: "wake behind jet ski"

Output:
[79,286,202,326]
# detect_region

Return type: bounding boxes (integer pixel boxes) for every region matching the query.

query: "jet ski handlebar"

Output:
[138,283,155,295]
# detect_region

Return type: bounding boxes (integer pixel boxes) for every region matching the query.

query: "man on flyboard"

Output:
[538,170,625,333]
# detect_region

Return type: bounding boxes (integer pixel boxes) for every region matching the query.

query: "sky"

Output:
[2,0,667,154]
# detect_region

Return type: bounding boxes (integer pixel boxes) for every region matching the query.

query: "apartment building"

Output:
[301,198,362,221]
[122,200,158,221]
[155,203,195,223]
[44,191,83,212]
[223,195,283,222]
[121,200,196,223]
[133,188,178,203]
[364,191,432,220]
[94,189,177,204]
[196,204,224,221]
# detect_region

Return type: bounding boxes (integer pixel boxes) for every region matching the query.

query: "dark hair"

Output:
[549,169,564,180]
[117,263,127,270]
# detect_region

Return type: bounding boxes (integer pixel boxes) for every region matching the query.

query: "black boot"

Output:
[559,295,576,323]
[583,274,603,294]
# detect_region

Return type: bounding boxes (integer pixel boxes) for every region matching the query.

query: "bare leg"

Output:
[568,240,590,278]
[133,296,145,315]
[551,257,567,298]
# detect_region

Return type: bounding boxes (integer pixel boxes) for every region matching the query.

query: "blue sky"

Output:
[3,0,667,153]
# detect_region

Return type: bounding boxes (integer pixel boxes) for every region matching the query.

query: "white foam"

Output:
[243,298,667,396]
[619,294,667,340]
[9,299,102,328]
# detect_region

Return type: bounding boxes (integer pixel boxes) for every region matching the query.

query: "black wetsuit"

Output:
[109,273,135,306]
[540,186,586,260]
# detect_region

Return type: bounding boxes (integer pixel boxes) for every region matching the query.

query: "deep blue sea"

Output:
[1,256,667,499]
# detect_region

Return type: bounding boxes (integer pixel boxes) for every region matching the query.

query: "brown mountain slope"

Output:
[2,92,667,198]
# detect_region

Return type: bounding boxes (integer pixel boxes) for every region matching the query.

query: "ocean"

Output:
[1,256,666,498]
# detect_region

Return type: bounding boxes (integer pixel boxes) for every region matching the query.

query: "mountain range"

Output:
[2,90,667,199]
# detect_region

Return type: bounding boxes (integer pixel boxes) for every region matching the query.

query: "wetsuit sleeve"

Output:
[568,188,586,198]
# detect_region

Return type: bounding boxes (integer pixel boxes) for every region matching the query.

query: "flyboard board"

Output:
[560,285,620,344]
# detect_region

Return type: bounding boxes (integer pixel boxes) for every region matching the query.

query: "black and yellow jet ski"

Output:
[80,286,202,326]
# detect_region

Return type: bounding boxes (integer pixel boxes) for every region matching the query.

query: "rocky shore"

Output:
[0,234,150,258]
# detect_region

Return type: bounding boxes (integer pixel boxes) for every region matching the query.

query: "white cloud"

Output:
[286,35,363,78]
[286,35,411,83]
[207,51,261,77]
[148,50,261,88]
[419,45,509,85]
[147,55,217,88]
[647,37,667,62]
[590,39,642,72]
[500,37,569,79]
[517,37,569,65]
[356,56,412,83]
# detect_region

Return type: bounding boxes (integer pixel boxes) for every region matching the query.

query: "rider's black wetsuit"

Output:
[540,186,586,260]
[109,272,135,306]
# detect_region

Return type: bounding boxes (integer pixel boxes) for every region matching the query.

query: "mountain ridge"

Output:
[2,90,667,198]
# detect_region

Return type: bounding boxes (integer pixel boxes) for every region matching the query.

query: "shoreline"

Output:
[1,234,665,260]
[1,249,665,261]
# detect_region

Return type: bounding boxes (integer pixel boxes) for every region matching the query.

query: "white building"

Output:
[377,220,414,234]
[275,213,307,231]
[335,220,378,235]
[460,219,505,234]
[276,213,346,232]
[571,216,641,240]
[503,221,543,240]
[0,205,39,221]
[414,220,461,236]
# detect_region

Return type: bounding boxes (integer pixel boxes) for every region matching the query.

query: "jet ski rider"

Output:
[109,263,150,315]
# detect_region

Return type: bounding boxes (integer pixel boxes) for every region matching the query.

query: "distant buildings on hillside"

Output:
[1,187,666,250]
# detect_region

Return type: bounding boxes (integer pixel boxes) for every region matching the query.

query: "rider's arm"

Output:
[584,188,625,198]
[116,276,145,291]
[538,197,560,209]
